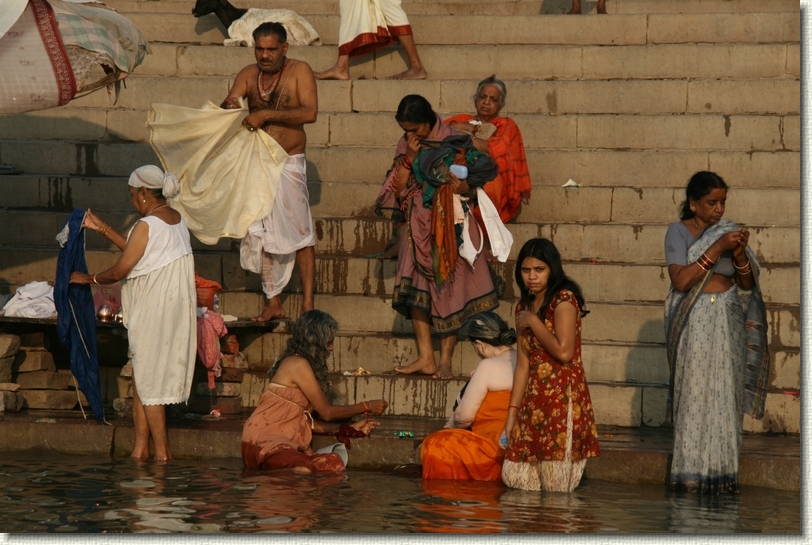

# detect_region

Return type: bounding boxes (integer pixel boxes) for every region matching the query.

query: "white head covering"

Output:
[128,165,181,199]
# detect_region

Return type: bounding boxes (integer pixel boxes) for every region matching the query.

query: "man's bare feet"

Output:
[252,297,285,322]
[394,358,438,376]
[387,67,428,80]
[314,65,350,80]
[432,364,453,381]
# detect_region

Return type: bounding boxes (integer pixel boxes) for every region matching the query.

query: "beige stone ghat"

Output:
[0,0,800,433]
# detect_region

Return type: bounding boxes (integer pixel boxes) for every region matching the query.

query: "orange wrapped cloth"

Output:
[420,390,510,481]
[445,114,531,224]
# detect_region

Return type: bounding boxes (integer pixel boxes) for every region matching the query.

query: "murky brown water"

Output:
[0,449,800,533]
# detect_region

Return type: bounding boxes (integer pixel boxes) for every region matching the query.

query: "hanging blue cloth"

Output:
[54,209,105,424]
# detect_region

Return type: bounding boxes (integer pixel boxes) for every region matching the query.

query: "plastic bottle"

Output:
[498,432,508,449]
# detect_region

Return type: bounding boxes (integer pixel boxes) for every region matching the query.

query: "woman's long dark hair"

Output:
[514,238,588,318]
[395,94,436,125]
[679,171,728,220]
[269,310,337,396]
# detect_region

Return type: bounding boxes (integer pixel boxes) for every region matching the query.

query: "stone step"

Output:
[0,174,803,220]
[32,76,795,119]
[121,12,799,47]
[110,43,798,81]
[0,147,799,190]
[205,292,802,350]
[233,324,799,390]
[0,240,800,309]
[103,0,800,16]
[0,211,800,264]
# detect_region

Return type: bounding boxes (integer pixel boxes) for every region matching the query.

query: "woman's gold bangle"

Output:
[92,274,99,285]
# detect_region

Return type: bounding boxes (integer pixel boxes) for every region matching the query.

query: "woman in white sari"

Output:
[71,165,196,461]
[664,171,769,493]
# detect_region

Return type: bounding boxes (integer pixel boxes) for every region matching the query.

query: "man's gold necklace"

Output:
[258,59,286,102]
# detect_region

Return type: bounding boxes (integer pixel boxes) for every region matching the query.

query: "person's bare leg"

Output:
[433,333,456,380]
[143,404,171,461]
[596,0,607,13]
[296,245,316,315]
[394,308,438,375]
[568,0,582,13]
[130,381,150,459]
[388,34,428,80]
[253,296,286,322]
[315,53,351,80]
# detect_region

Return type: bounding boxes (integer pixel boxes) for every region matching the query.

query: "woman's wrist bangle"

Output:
[361,401,370,414]
[92,273,99,285]
[733,260,750,271]
[508,405,520,410]
[695,259,710,272]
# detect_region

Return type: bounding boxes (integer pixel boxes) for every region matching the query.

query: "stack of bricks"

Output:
[11,333,81,410]
[0,333,24,412]
[189,334,246,415]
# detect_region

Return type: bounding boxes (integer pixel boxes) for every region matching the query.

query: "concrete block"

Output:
[328,113,403,146]
[770,351,799,391]
[782,115,800,151]
[177,44,253,76]
[581,44,788,79]
[581,343,668,384]
[136,43,179,76]
[189,393,243,414]
[351,80,442,112]
[0,334,20,359]
[348,375,464,418]
[12,350,56,373]
[0,383,20,391]
[221,352,248,369]
[0,109,106,141]
[240,371,269,408]
[316,80,352,113]
[757,266,800,306]
[766,307,801,349]
[520,187,613,223]
[105,110,151,142]
[642,386,669,427]
[647,12,800,44]
[505,80,688,115]
[743,392,800,434]
[306,146,391,184]
[304,116,329,146]
[18,332,49,349]
[589,383,642,427]
[313,218,394,255]
[0,391,25,412]
[195,381,241,397]
[688,80,799,115]
[577,115,783,151]
[584,303,664,344]
[307,181,383,218]
[15,371,73,390]
[708,151,800,189]
[615,0,798,13]
[567,263,669,303]
[115,76,232,110]
[786,44,800,77]
[218,291,264,318]
[22,390,79,409]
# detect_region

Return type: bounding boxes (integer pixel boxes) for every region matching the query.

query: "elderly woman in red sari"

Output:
[446,75,532,226]
[375,94,499,380]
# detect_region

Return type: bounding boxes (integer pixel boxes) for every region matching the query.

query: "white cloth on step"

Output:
[2,281,56,318]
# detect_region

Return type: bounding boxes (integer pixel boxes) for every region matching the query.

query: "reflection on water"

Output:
[0,450,800,533]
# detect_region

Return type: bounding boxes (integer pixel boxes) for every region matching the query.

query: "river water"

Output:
[0,450,800,533]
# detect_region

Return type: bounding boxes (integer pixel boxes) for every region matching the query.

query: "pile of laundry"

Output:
[1,281,56,318]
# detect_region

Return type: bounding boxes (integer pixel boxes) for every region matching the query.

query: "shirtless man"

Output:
[221,22,318,322]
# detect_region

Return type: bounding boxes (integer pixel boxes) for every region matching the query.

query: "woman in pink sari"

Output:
[375,94,499,380]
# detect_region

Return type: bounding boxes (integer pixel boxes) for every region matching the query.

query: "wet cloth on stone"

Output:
[121,215,196,406]
[147,100,289,245]
[196,308,226,389]
[241,382,345,473]
[2,281,56,318]
[53,209,105,423]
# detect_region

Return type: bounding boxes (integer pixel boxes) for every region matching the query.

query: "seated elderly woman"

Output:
[241,310,388,473]
[446,75,532,225]
[420,311,517,480]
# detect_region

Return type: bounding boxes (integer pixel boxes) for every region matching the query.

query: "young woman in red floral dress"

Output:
[501,238,601,491]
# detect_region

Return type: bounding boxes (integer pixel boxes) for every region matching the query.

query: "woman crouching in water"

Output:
[241,310,388,473]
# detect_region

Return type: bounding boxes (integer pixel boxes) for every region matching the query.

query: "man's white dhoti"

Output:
[240,154,315,299]
[338,0,413,58]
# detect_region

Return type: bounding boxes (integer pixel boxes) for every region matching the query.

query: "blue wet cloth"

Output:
[54,209,105,423]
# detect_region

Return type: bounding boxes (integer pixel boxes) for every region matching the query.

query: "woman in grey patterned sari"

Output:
[663,171,769,494]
